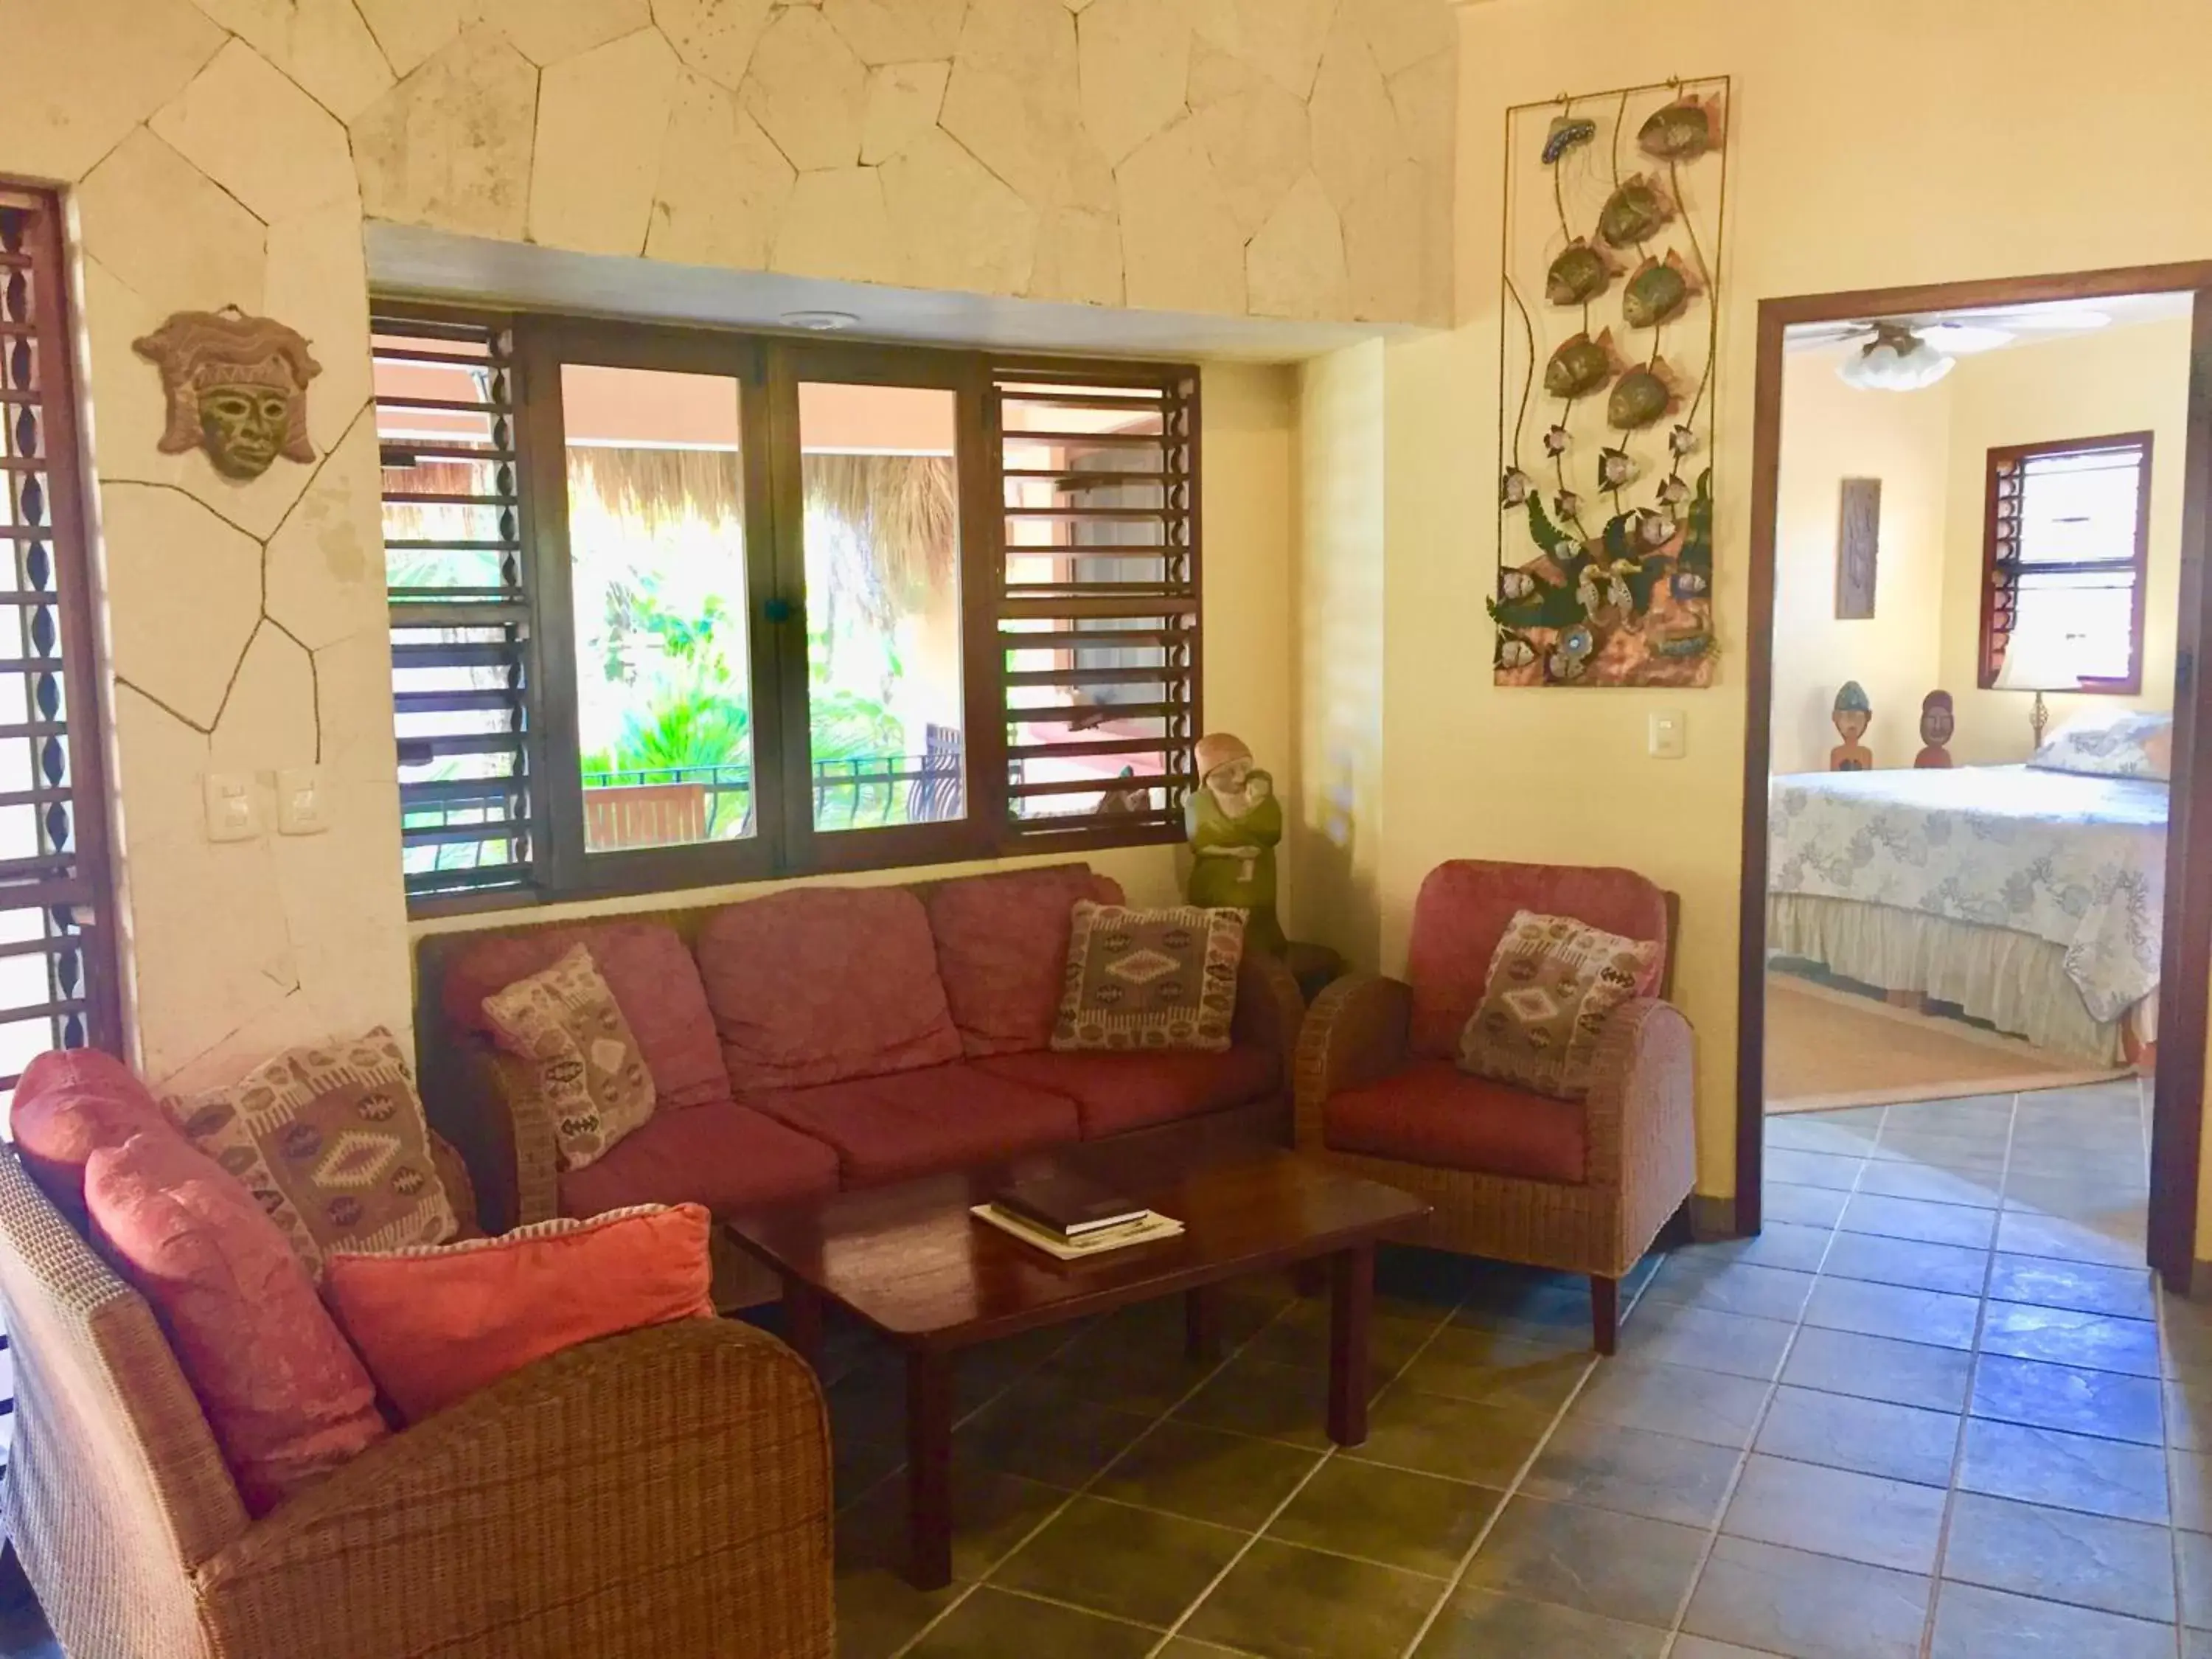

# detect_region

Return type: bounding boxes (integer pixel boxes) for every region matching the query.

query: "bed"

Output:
[1767,712,2172,1064]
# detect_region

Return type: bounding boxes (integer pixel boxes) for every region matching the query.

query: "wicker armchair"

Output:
[0,1147,835,1658]
[1295,860,1696,1353]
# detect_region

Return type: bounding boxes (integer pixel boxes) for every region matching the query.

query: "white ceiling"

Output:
[366,223,1422,364]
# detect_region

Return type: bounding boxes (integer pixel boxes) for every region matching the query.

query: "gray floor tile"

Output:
[1988,1253,2157,1320]
[990,1497,1245,1629]
[1390,1332,1590,1416]
[1522,1417,1741,1528]
[1852,1159,2003,1209]
[1765,1182,1849,1228]
[1458,1495,1706,1628]
[2172,1450,2212,1532]
[1767,1113,1885,1156]
[1615,1299,1795,1381]
[1753,1385,1959,1486]
[1803,1276,1980,1349]
[907,1587,1161,1659]
[1820,1232,1989,1296]
[1346,1388,1553,1487]
[1928,1581,2176,1659]
[1683,1535,1931,1659]
[1183,1539,1439,1659]
[1720,1454,1946,1573]
[1672,1641,1792,1659]
[2172,1377,2212,1450]
[1839,1193,1998,1250]
[1686,1222,1834,1273]
[1570,1356,1773,1449]
[1980,1304,2160,1377]
[1780,1326,1974,1413]
[1644,1257,1815,1322]
[1995,1208,2146,1267]
[1971,1353,2165,1444]
[1957,1416,2170,1522]
[1264,1458,1502,1578]
[1414,1588,1670,1658]
[2178,1526,2212,1629]
[1764,1149,1867,1192]
[1941,1489,2174,1621]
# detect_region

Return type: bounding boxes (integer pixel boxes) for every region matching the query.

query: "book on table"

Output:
[989,1172,1152,1239]
[971,1203,1183,1261]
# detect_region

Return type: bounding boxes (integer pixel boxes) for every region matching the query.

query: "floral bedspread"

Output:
[1768,765,2169,1022]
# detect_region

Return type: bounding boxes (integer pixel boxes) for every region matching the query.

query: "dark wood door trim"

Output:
[1736,262,2212,1282]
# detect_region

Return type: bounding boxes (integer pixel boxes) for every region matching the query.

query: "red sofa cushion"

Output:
[441,922,730,1110]
[1324,1059,1587,1183]
[924,864,1124,1057]
[973,1043,1279,1138]
[86,1131,389,1515]
[557,1100,841,1218]
[10,1048,177,1222]
[1405,861,1668,1060]
[324,1203,714,1423]
[698,886,961,1093]
[746,1063,1079,1186]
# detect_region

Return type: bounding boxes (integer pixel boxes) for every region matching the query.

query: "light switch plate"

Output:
[276,765,328,835]
[1649,708,1688,760]
[204,771,260,842]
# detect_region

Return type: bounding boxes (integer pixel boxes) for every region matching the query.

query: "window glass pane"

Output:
[561,364,755,852]
[2012,569,2138,682]
[2014,446,2143,566]
[798,383,963,830]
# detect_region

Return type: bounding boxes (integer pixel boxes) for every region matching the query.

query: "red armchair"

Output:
[1294,860,1696,1352]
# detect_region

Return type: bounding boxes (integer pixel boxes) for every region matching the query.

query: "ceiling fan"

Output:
[1789,303,2113,391]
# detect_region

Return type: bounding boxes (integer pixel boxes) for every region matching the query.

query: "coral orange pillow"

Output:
[84,1131,389,1515]
[321,1203,715,1423]
[10,1047,177,1222]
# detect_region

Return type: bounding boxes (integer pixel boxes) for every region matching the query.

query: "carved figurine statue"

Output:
[1829,681,1874,772]
[1914,690,1955,769]
[1185,731,1284,954]
[133,307,321,481]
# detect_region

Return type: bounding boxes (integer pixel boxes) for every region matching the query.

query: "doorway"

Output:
[1736,263,2212,1291]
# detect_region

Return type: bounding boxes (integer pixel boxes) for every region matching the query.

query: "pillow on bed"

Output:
[2030,709,2172,782]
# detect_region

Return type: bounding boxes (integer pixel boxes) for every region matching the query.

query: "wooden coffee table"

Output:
[724,1145,1429,1589]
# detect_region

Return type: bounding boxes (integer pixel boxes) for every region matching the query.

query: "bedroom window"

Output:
[375,304,1199,914]
[1979,432,2152,695]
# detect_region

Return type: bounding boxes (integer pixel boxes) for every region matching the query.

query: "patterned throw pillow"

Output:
[1458,911,1660,1102]
[481,945,656,1174]
[2030,709,2173,782]
[170,1027,459,1278]
[1051,902,1245,1054]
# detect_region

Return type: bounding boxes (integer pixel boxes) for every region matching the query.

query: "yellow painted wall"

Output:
[1937,319,2191,765]
[1293,342,1388,969]
[1770,352,1952,776]
[1422,0,2212,1211]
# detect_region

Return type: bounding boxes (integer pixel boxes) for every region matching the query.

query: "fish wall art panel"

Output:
[1492,77,1729,687]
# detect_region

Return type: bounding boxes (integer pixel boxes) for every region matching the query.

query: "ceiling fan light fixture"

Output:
[1838,324,1955,392]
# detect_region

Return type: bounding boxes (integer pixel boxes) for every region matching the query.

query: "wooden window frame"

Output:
[380,305,1198,917]
[1977,430,2153,697]
[0,184,123,1075]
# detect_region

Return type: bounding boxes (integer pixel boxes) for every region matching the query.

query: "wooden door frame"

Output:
[1736,262,2212,1291]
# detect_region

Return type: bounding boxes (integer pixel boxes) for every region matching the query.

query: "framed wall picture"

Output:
[1836,476,1881,619]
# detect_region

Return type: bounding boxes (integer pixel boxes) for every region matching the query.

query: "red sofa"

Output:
[416,863,1304,1243]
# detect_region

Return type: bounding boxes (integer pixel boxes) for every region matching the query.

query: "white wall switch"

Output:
[276,766,329,835]
[204,771,261,842]
[1648,709,1688,760]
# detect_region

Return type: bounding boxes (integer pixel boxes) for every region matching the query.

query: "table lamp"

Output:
[1992,609,2094,751]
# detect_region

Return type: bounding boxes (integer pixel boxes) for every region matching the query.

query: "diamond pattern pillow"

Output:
[1458,910,1660,1102]
[1051,902,1245,1054]
[170,1027,459,1278]
[481,944,656,1174]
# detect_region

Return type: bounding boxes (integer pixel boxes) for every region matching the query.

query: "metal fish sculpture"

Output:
[1637,92,1723,163]
[1608,358,1681,430]
[1543,114,1598,164]
[1500,467,1534,508]
[1622,251,1700,328]
[1598,175,1674,248]
[1543,329,1619,399]
[1597,446,1636,490]
[1545,238,1613,307]
[1498,636,1537,669]
[1499,568,1536,600]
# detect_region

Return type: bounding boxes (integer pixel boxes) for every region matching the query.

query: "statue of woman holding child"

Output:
[1184,731,1284,953]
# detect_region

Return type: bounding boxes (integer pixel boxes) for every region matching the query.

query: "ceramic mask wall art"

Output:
[1491,77,1729,686]
[132,307,321,482]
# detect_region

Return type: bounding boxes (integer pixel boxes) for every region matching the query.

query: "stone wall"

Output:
[4,0,1448,1090]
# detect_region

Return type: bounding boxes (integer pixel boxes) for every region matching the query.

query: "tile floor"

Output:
[3,1077,2201,1659]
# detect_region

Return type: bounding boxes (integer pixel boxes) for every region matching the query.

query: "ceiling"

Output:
[366,223,1421,365]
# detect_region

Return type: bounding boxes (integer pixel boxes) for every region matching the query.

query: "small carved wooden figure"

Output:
[1829,681,1874,772]
[133,307,321,481]
[1913,691,1955,769]
[1186,732,1284,954]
